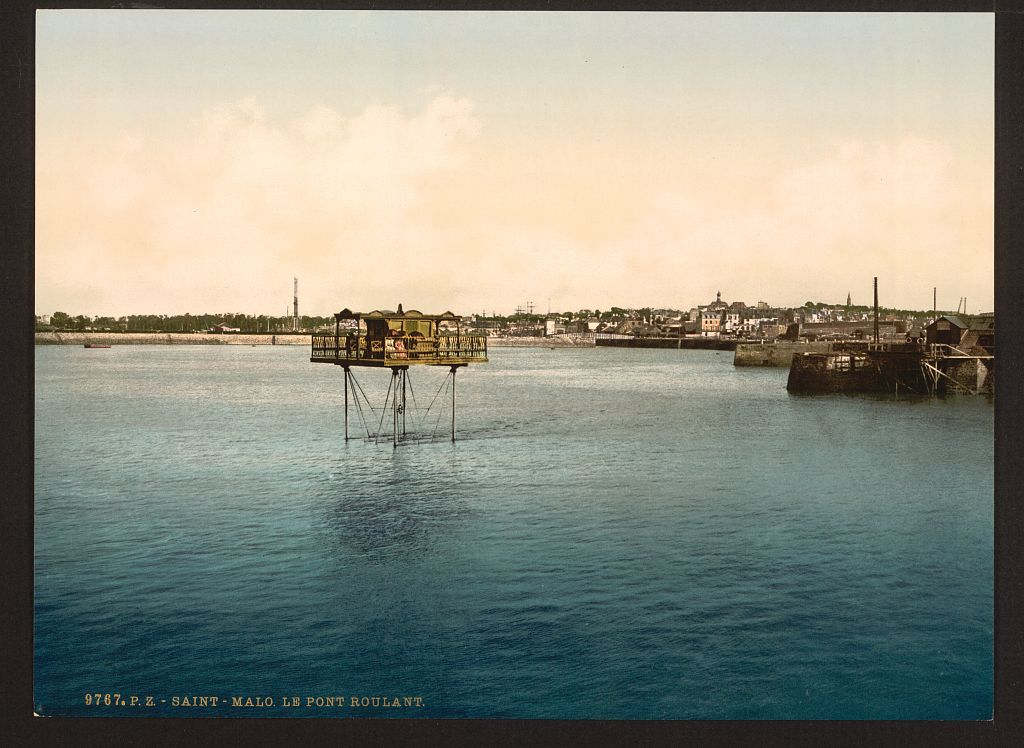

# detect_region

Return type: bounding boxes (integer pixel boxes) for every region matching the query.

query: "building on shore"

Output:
[925,314,994,354]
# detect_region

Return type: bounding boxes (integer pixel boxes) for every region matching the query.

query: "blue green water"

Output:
[34,345,993,719]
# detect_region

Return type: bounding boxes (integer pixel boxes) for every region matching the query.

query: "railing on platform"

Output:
[311,333,488,363]
[832,341,926,354]
[928,343,994,360]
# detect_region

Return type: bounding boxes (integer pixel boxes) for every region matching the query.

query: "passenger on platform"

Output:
[390,329,407,358]
[407,331,422,357]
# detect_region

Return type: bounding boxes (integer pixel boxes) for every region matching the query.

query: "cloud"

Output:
[36,95,991,316]
[625,136,990,308]
[36,94,481,315]
[558,136,990,310]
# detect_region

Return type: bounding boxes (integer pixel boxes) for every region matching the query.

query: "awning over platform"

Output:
[334,304,459,322]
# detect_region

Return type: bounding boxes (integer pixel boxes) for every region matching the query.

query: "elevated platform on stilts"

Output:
[312,305,487,445]
[310,306,487,367]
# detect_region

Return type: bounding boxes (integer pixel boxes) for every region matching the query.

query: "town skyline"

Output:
[36,287,985,327]
[36,11,993,317]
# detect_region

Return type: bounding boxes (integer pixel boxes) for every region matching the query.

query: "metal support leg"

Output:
[343,366,349,441]
[401,369,407,437]
[392,368,400,448]
[451,365,458,443]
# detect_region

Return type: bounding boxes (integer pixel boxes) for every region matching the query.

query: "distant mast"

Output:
[873,277,879,344]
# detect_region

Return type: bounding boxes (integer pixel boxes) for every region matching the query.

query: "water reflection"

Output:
[316,453,474,564]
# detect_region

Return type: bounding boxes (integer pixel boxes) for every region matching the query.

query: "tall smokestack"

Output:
[873,276,879,344]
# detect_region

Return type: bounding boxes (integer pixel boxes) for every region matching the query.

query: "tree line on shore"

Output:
[35,308,639,333]
[36,312,336,333]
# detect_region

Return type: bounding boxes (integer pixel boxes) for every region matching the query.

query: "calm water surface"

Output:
[34,345,993,719]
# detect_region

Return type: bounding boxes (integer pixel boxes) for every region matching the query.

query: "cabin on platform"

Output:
[926,314,994,353]
[311,303,488,367]
[926,315,969,346]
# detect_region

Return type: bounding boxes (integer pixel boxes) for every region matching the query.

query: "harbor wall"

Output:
[596,337,736,351]
[786,349,977,396]
[941,357,995,395]
[35,332,311,346]
[734,341,831,367]
[786,352,888,394]
[488,334,594,347]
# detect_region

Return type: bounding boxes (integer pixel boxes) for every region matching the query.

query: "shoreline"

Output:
[35,332,593,348]
[35,332,311,346]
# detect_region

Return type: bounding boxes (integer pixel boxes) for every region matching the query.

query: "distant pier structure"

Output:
[786,337,994,396]
[784,278,995,397]
[310,304,488,446]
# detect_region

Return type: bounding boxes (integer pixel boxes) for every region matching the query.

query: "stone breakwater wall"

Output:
[596,337,735,351]
[487,335,594,347]
[786,352,890,394]
[36,332,312,346]
[734,341,831,367]
[941,357,995,396]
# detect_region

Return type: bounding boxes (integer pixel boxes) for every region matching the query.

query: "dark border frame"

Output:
[4,2,1019,745]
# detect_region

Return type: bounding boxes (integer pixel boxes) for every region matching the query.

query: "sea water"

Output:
[34,345,993,719]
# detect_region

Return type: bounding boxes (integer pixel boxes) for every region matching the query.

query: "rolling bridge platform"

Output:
[310,305,488,445]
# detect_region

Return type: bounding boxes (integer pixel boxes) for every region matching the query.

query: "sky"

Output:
[35,11,994,317]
